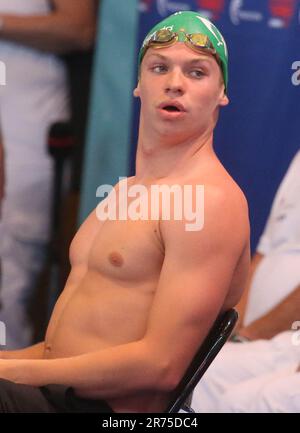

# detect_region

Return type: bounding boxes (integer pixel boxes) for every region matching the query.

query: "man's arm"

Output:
[0,342,45,360]
[237,285,300,340]
[0,0,97,53]
[0,186,249,398]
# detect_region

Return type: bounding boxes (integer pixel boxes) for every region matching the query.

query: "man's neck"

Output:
[135,127,215,182]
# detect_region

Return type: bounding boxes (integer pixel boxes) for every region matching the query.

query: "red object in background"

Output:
[196,0,225,20]
[141,0,154,12]
[196,0,225,14]
[269,0,296,20]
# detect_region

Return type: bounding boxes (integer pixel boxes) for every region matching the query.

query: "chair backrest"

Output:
[166,308,238,413]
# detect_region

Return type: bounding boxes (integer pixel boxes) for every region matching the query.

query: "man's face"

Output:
[134,43,229,141]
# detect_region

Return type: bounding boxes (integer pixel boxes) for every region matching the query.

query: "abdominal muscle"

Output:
[42,270,170,412]
[44,269,155,357]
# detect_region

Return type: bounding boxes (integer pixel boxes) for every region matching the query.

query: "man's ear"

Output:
[219,87,229,106]
[133,82,140,98]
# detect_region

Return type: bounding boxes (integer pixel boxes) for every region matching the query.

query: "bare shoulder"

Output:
[171,164,250,250]
[161,172,249,258]
[200,169,250,282]
[205,175,249,245]
[205,176,250,303]
[159,164,250,308]
[199,173,250,308]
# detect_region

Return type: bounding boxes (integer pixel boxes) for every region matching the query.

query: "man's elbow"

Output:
[139,341,184,392]
[151,357,183,393]
[161,368,183,393]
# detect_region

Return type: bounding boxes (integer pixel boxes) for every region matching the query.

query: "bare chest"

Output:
[72,215,165,285]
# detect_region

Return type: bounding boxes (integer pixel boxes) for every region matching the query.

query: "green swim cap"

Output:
[138,11,228,90]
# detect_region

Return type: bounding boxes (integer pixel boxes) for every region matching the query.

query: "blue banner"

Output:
[131,0,299,250]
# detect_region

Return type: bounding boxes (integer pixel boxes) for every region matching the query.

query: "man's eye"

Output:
[190,70,205,78]
[151,65,167,73]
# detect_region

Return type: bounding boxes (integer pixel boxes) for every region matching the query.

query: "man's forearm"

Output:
[1,340,170,399]
[0,342,45,360]
[0,13,95,53]
[239,285,300,340]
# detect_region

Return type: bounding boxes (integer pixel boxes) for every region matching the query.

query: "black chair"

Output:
[166,308,238,413]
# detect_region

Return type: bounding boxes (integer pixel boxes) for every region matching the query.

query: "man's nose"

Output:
[165,69,185,96]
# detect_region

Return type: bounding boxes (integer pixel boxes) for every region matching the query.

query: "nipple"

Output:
[108,251,124,267]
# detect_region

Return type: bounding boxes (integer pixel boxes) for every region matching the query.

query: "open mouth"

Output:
[158,101,186,117]
[163,105,181,112]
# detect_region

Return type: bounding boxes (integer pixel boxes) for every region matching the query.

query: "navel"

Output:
[108,251,124,267]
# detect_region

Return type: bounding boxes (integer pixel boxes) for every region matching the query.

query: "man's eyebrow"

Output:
[146,53,168,61]
[188,57,214,66]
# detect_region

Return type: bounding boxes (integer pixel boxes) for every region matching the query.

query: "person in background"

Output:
[0,129,4,206]
[0,0,97,349]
